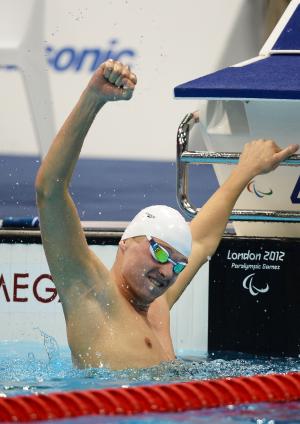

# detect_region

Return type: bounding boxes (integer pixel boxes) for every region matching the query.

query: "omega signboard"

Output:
[208,236,300,357]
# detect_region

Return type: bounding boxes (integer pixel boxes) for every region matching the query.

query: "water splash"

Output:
[0,339,299,398]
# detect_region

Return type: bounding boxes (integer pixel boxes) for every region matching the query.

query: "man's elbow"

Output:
[35,170,46,198]
[35,171,65,201]
[35,170,51,200]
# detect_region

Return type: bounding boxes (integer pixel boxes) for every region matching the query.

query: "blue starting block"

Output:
[174,1,300,358]
[174,55,300,101]
[175,0,300,238]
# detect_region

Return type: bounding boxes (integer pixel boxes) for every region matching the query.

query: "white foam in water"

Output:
[0,337,299,423]
[0,337,299,396]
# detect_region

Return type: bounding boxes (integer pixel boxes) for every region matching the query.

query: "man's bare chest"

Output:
[66,296,175,369]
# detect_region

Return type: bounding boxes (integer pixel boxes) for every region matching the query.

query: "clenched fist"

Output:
[87,59,137,103]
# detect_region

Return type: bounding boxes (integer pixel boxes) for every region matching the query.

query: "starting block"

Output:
[175,0,300,237]
[174,0,300,357]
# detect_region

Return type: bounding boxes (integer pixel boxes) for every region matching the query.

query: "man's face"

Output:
[119,236,187,303]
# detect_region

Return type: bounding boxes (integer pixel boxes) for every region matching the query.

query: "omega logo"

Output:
[0,273,59,303]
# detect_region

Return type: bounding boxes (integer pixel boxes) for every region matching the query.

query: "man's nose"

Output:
[158,261,174,279]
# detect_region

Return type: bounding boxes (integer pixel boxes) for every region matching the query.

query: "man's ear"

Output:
[119,239,127,251]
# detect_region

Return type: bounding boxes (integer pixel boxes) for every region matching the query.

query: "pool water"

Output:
[35,402,300,424]
[0,334,299,423]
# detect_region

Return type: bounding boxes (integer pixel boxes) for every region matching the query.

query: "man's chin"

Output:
[146,277,167,298]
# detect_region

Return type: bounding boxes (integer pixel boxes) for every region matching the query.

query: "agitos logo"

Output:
[242,273,269,296]
[247,180,273,198]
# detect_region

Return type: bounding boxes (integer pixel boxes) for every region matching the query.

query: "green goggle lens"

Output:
[153,246,169,263]
[149,238,187,275]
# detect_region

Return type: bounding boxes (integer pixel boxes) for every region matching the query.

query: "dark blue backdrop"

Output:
[0,155,218,221]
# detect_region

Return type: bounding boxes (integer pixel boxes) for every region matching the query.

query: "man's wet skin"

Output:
[35,59,299,370]
[67,237,186,369]
[114,237,187,309]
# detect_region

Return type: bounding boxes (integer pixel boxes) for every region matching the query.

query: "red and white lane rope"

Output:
[0,372,299,422]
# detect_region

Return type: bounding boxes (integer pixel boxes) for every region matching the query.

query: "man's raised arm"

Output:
[35,60,137,301]
[166,138,299,308]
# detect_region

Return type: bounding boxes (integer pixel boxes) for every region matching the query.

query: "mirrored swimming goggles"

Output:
[147,236,187,274]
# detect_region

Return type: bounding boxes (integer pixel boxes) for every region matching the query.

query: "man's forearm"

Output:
[190,166,252,254]
[36,88,105,195]
[190,138,299,257]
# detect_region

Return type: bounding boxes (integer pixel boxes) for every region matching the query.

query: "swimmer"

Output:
[35,60,299,370]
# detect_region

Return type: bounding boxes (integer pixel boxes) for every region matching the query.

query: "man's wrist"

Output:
[229,165,255,188]
[83,86,107,111]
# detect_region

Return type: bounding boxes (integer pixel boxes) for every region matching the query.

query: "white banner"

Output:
[0,0,263,160]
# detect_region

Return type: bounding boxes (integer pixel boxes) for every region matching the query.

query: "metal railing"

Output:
[176,112,300,222]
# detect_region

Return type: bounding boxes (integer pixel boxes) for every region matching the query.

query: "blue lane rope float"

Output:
[0,217,39,228]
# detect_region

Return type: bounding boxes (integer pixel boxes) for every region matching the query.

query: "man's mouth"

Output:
[148,276,166,288]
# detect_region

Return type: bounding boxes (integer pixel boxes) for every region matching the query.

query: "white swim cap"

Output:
[121,205,192,257]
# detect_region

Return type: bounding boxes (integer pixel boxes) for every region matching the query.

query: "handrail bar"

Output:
[176,112,300,221]
[181,151,300,166]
